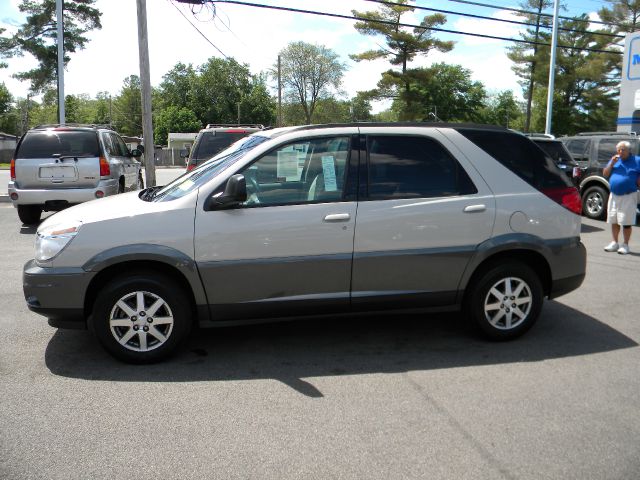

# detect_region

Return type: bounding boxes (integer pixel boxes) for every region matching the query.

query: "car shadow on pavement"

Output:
[44,300,638,397]
[580,223,605,233]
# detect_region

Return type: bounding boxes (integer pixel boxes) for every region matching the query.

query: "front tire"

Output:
[17,205,42,225]
[90,273,192,363]
[465,262,543,340]
[582,185,608,220]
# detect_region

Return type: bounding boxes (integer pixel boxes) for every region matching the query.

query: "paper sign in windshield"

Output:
[321,155,337,191]
[277,151,299,181]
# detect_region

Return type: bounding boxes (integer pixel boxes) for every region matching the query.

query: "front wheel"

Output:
[464,262,543,340]
[90,273,192,363]
[582,185,608,220]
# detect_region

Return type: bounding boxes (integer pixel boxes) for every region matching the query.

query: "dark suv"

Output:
[526,134,579,181]
[184,124,264,171]
[560,132,640,220]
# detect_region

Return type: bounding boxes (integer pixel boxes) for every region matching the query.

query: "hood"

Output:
[38,191,154,231]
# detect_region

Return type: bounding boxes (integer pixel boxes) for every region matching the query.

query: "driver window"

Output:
[238,136,349,207]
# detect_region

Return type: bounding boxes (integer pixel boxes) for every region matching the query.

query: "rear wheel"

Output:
[465,262,543,340]
[582,185,608,220]
[90,272,192,363]
[17,205,42,225]
[137,172,144,189]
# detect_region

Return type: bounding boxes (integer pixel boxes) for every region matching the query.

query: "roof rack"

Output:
[576,131,636,136]
[524,132,555,139]
[204,123,264,129]
[33,123,115,131]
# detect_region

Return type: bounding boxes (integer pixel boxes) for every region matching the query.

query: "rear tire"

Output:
[464,262,543,340]
[582,185,608,220]
[90,272,192,364]
[137,172,144,189]
[17,205,42,225]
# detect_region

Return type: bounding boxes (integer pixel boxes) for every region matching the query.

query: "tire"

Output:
[464,262,543,340]
[582,185,608,220]
[90,272,192,364]
[137,172,144,190]
[17,205,42,225]
[118,178,125,194]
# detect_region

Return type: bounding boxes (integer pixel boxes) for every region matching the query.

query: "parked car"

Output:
[23,123,586,363]
[184,124,264,171]
[526,134,579,181]
[8,124,144,225]
[559,131,640,220]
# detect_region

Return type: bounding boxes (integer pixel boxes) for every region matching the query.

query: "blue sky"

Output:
[0,0,609,110]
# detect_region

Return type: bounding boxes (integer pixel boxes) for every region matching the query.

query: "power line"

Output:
[442,0,625,28]
[365,0,623,39]
[168,0,228,58]
[212,0,622,55]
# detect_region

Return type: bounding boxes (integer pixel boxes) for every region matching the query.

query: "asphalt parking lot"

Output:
[0,203,639,480]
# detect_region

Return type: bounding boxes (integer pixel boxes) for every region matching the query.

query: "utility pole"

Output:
[277,55,282,127]
[136,0,156,187]
[524,0,545,133]
[56,0,65,125]
[544,0,560,135]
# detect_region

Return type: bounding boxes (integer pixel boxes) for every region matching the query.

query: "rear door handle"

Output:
[463,204,486,213]
[323,213,351,222]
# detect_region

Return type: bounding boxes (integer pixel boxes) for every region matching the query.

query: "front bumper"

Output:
[23,260,95,329]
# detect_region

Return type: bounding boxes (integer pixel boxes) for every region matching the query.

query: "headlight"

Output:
[35,221,82,262]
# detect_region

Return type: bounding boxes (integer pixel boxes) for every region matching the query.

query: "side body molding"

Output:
[82,244,209,308]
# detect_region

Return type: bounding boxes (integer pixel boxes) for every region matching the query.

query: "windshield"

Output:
[17,131,100,158]
[192,131,251,160]
[150,136,270,202]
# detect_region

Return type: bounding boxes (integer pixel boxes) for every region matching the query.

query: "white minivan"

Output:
[23,124,586,363]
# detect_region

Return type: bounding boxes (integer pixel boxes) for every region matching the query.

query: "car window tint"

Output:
[238,136,350,207]
[534,141,573,164]
[16,131,100,159]
[111,133,129,156]
[194,132,250,160]
[459,129,571,190]
[565,139,589,158]
[366,135,477,200]
[597,139,621,165]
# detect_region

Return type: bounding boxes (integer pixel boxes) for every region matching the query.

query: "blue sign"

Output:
[627,37,640,80]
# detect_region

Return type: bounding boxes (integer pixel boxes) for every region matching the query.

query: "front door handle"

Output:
[463,204,486,213]
[323,213,351,222]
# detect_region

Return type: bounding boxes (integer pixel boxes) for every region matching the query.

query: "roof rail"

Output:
[576,131,636,136]
[204,123,264,129]
[33,123,115,131]
[524,132,555,139]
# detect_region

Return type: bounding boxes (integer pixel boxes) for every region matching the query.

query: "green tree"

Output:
[0,0,102,93]
[506,0,553,132]
[112,75,142,136]
[154,106,201,145]
[481,90,525,129]
[351,0,453,120]
[599,0,640,33]
[93,91,111,125]
[157,62,197,111]
[274,41,346,124]
[0,82,18,134]
[396,63,486,122]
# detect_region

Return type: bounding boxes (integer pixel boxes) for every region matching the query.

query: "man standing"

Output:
[603,140,640,254]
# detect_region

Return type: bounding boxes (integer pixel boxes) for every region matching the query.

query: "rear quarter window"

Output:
[458,130,571,190]
[16,131,100,159]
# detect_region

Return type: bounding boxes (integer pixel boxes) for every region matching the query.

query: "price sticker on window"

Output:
[321,155,338,192]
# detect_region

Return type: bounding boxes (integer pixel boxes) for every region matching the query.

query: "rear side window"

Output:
[458,130,571,190]
[193,132,251,160]
[597,139,622,165]
[16,131,100,159]
[367,135,477,200]
[534,141,574,164]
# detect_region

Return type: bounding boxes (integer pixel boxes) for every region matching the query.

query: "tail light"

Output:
[99,157,110,176]
[542,186,582,215]
[10,158,15,180]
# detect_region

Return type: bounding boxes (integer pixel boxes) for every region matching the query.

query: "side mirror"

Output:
[204,174,247,210]
[131,148,143,158]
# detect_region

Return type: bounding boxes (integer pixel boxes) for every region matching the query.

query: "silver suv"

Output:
[9,124,143,225]
[22,124,586,363]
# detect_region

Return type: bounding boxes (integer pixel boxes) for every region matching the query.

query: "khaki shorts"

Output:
[607,192,637,226]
